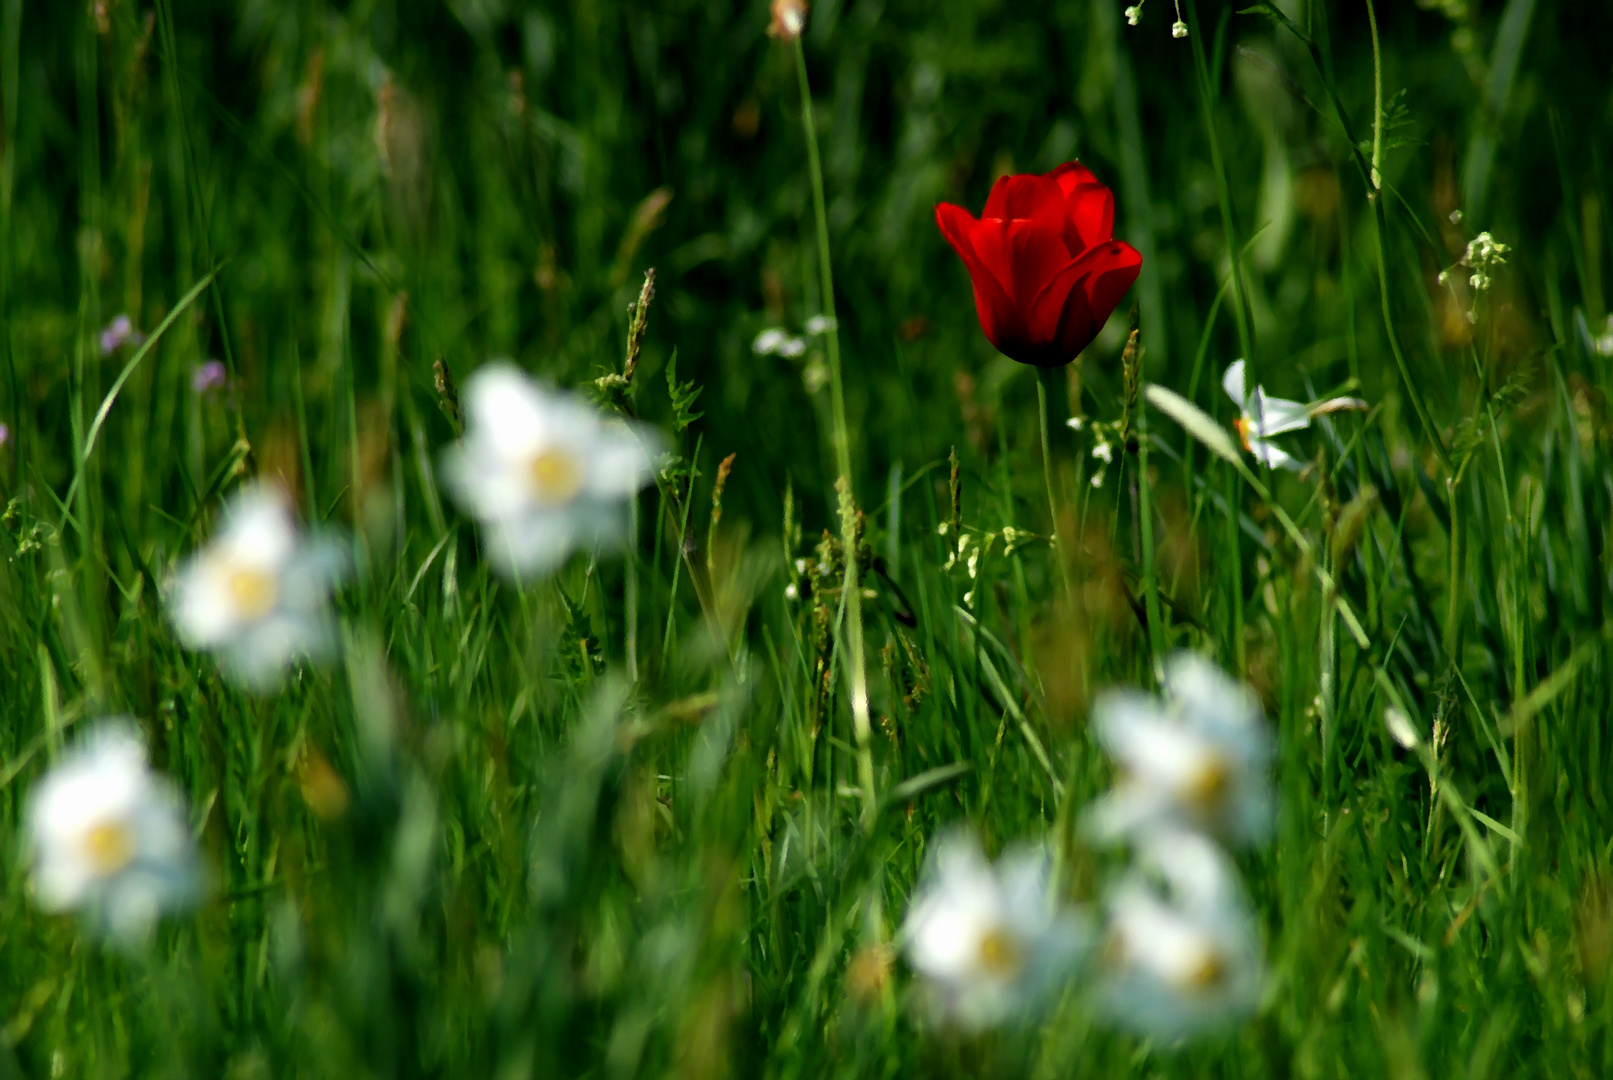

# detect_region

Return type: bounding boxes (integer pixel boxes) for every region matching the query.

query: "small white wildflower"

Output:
[1449,209,1464,224]
[1172,19,1188,37]
[794,557,810,574]
[1097,827,1263,1038]
[962,589,974,606]
[440,363,661,580]
[1223,360,1365,472]
[25,721,203,944]
[1124,4,1143,26]
[1066,416,1086,432]
[901,830,1090,1031]
[966,548,981,579]
[784,583,800,601]
[804,315,838,335]
[168,484,344,690]
[1084,652,1274,846]
[753,328,788,355]
[1437,270,1449,285]
[1091,470,1106,489]
[937,522,950,536]
[1092,441,1114,464]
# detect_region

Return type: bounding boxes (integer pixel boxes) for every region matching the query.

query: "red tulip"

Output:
[936,162,1142,367]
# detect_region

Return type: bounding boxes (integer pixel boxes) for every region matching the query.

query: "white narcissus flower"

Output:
[168,484,344,690]
[900,829,1090,1030]
[1222,360,1365,471]
[1098,828,1263,1038]
[25,721,202,943]
[440,362,660,580]
[1085,652,1273,847]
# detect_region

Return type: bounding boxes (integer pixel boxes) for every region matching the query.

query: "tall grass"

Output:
[2,1,1612,1077]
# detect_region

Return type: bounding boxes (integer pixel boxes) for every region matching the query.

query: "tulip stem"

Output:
[792,36,877,830]
[1035,367,1073,601]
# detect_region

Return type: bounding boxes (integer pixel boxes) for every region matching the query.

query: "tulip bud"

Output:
[770,0,808,40]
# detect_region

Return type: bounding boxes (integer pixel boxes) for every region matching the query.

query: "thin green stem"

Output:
[1036,368,1073,600]
[1183,0,1257,380]
[1137,400,1167,675]
[793,37,876,828]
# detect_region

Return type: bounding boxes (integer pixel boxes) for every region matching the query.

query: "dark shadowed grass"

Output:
[2,0,1613,1077]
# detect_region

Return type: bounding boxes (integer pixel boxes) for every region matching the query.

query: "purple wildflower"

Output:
[99,315,144,357]
[192,360,228,395]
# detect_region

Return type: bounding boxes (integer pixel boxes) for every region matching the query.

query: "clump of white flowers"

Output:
[900,830,1089,1031]
[753,328,807,358]
[24,721,203,944]
[894,654,1271,1039]
[1065,415,1123,488]
[1460,231,1509,292]
[168,483,345,690]
[1084,653,1270,1038]
[440,362,661,580]
[1122,0,1188,37]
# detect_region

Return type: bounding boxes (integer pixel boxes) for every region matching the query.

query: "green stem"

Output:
[1137,398,1167,675]
[1183,0,1257,380]
[1035,367,1073,600]
[793,37,876,828]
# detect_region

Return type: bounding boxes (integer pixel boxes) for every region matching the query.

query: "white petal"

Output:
[482,509,584,580]
[460,362,551,461]
[217,486,298,569]
[1246,436,1302,471]
[1245,392,1312,438]
[1164,653,1262,737]
[1221,360,1247,406]
[583,422,661,498]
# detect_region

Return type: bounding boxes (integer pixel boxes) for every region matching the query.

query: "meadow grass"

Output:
[3,0,1613,1076]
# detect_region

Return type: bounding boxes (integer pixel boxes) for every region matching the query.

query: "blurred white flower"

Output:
[1098,828,1263,1039]
[1085,652,1274,846]
[25,721,202,944]
[900,829,1089,1030]
[804,314,838,335]
[440,362,660,579]
[168,484,344,690]
[1222,360,1365,471]
[753,328,808,358]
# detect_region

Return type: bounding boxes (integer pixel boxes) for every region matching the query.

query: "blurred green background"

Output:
[4,0,1613,1077]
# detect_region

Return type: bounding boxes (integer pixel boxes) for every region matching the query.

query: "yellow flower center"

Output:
[1180,754,1231,813]
[1172,942,1228,992]
[528,447,583,503]
[227,565,279,620]
[1234,416,1253,451]
[976,927,1023,978]
[82,820,135,875]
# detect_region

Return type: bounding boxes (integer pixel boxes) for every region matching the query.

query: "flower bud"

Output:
[770,0,807,40]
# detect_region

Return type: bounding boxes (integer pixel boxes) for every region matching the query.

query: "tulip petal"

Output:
[982,174,1072,246]
[936,202,1017,351]
[1065,183,1116,251]
[969,218,1082,362]
[1048,161,1101,196]
[1035,239,1141,362]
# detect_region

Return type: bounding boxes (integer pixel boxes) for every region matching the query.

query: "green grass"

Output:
[4,0,1613,1076]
